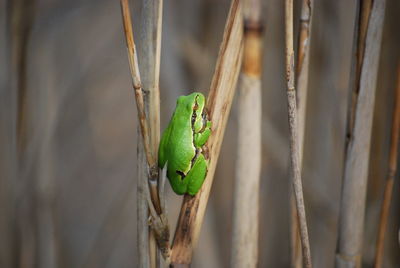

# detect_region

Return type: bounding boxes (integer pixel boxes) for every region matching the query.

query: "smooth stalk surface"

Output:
[336,0,386,267]
[231,0,262,267]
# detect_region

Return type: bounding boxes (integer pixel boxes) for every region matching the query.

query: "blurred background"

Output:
[1,0,400,267]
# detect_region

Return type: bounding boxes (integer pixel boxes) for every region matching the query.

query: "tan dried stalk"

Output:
[138,0,164,211]
[285,0,312,267]
[345,0,373,148]
[121,0,156,170]
[137,1,164,267]
[374,63,400,268]
[335,0,387,267]
[230,0,262,267]
[290,1,313,267]
[170,0,243,266]
[120,0,170,265]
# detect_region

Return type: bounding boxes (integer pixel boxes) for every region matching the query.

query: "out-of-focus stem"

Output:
[230,0,262,267]
[374,63,400,268]
[335,0,387,267]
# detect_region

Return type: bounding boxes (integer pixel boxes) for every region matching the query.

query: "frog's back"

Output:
[164,95,197,174]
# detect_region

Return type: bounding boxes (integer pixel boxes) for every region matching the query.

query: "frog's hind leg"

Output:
[185,153,208,195]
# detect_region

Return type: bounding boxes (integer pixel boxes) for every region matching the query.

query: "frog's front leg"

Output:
[185,153,208,195]
[194,121,211,147]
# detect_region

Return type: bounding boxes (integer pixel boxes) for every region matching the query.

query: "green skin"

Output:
[158,92,212,195]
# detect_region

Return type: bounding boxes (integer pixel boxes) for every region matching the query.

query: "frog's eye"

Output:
[199,113,207,131]
[192,95,199,110]
[191,112,196,126]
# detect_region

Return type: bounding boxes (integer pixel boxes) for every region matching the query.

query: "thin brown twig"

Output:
[170,0,243,266]
[290,1,313,267]
[374,62,400,268]
[285,0,312,267]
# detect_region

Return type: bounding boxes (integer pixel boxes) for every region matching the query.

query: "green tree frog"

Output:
[158,92,212,195]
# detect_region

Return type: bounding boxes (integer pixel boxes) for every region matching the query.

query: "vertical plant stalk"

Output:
[170,0,243,266]
[285,0,312,267]
[230,0,262,267]
[139,0,163,211]
[120,0,170,265]
[335,0,386,267]
[7,0,38,267]
[121,0,156,170]
[290,1,312,267]
[345,0,372,150]
[8,0,35,154]
[138,1,164,267]
[374,63,400,268]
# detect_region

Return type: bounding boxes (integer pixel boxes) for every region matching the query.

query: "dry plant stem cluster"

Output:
[336,0,387,267]
[285,0,312,267]
[230,0,262,267]
[290,0,313,267]
[121,0,243,266]
[374,64,400,268]
[170,0,243,266]
[120,0,170,264]
[137,0,164,266]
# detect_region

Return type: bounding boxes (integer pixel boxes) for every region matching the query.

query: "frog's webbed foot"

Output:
[194,121,211,147]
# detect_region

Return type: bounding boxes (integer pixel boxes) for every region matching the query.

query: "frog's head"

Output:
[180,92,206,133]
[193,93,207,133]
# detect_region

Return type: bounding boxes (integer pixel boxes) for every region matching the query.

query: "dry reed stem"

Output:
[335,0,387,267]
[120,0,170,264]
[138,0,163,154]
[137,143,151,268]
[121,0,155,169]
[121,2,155,266]
[230,0,262,267]
[137,1,164,266]
[290,1,312,267]
[345,0,373,148]
[374,63,400,268]
[285,0,312,267]
[170,0,243,266]
[139,0,164,212]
